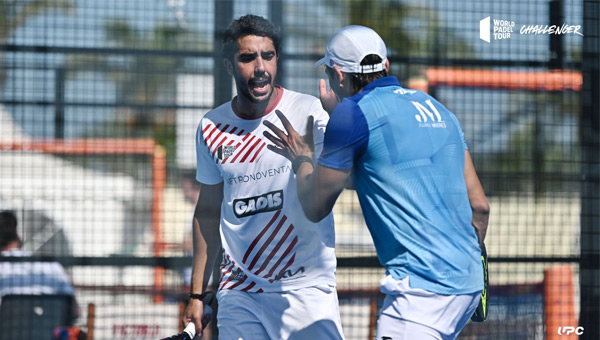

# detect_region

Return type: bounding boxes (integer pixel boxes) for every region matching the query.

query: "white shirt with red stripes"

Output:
[195,86,336,293]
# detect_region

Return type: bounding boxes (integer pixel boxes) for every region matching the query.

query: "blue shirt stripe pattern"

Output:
[319,76,483,295]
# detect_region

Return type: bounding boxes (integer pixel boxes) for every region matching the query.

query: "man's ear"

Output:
[334,66,352,91]
[385,59,390,73]
[333,66,347,87]
[224,59,233,76]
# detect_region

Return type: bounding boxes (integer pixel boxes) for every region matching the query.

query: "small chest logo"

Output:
[233,190,283,218]
[217,145,237,160]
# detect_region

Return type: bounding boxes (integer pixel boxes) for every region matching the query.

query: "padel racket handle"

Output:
[160,322,195,340]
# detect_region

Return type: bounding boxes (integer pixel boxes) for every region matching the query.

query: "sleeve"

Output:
[195,121,224,185]
[318,99,369,170]
[447,109,469,150]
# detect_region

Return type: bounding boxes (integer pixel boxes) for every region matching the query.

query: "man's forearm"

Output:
[472,209,489,249]
[190,217,221,294]
[295,162,322,222]
[296,163,350,223]
[190,182,223,294]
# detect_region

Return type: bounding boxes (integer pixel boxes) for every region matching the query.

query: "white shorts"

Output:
[375,275,480,340]
[216,285,345,340]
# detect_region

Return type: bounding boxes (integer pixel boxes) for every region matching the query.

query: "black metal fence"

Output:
[0,1,597,339]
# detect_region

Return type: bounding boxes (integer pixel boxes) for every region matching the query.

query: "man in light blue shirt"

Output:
[264,25,490,340]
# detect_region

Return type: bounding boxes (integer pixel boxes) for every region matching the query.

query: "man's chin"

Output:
[248,88,273,103]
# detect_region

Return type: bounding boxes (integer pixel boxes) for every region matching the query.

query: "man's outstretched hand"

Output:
[263,110,315,162]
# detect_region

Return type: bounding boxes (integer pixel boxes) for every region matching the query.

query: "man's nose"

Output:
[254,57,266,74]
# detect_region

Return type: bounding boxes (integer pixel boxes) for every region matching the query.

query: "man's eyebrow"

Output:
[238,52,258,57]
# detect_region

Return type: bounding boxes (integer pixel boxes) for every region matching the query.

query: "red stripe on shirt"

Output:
[247,215,287,271]
[241,281,257,292]
[240,137,263,163]
[208,124,230,150]
[211,135,229,159]
[253,224,294,276]
[270,253,297,283]
[202,124,213,144]
[249,142,267,163]
[205,123,221,145]
[242,210,282,264]
[263,236,298,279]
[229,135,256,163]
[226,275,248,290]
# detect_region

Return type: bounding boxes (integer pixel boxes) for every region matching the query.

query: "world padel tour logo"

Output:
[480,16,583,43]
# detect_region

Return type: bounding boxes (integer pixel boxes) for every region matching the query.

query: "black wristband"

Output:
[292,156,313,174]
[189,292,210,300]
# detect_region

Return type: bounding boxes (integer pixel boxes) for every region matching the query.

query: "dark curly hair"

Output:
[348,54,388,93]
[222,14,281,60]
[0,211,20,249]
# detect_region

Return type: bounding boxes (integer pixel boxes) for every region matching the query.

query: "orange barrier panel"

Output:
[152,145,167,303]
[421,68,582,92]
[545,265,579,340]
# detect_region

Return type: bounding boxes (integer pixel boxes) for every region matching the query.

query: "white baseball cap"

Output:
[315,25,387,74]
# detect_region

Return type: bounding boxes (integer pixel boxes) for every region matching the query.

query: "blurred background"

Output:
[0,0,597,339]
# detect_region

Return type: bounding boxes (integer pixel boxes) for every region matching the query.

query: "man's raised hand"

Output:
[319,79,339,115]
[263,110,314,162]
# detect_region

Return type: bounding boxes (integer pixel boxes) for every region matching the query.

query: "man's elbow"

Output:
[304,210,327,223]
[473,198,490,217]
[472,197,490,232]
[302,204,329,223]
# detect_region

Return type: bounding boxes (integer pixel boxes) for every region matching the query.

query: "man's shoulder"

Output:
[203,101,233,120]
[280,88,321,106]
[334,96,362,116]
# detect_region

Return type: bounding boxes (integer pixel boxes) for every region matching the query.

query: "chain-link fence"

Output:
[0,1,598,339]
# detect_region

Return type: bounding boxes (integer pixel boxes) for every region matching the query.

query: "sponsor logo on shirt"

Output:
[202,123,267,164]
[227,165,292,185]
[273,266,306,281]
[233,190,284,218]
[217,144,237,160]
[411,99,447,128]
[229,268,245,282]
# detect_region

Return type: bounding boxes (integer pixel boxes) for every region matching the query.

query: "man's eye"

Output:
[238,55,255,63]
[262,53,275,61]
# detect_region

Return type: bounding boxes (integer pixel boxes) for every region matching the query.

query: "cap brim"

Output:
[314,56,328,68]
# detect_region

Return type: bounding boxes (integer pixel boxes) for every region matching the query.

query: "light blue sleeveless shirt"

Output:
[319,76,483,295]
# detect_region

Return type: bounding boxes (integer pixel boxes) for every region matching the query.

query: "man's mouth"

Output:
[250,78,271,96]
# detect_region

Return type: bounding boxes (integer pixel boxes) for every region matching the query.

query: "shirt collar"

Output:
[363,76,402,92]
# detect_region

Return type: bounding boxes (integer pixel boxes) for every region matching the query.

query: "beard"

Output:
[237,75,274,104]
